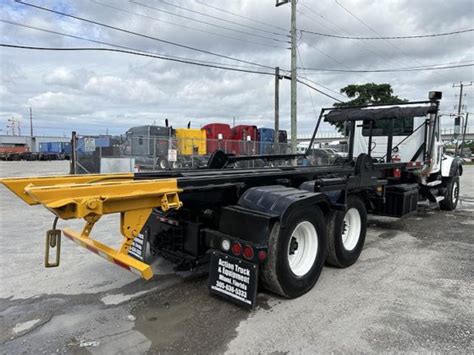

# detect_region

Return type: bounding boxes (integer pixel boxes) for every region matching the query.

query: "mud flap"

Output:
[208,251,258,309]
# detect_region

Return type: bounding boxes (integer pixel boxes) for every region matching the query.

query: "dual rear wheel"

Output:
[326,196,367,268]
[260,196,367,298]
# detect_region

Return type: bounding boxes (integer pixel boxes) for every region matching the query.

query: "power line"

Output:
[298,0,446,76]
[295,78,343,102]
[130,0,288,44]
[298,17,473,74]
[393,60,474,68]
[333,0,454,81]
[300,28,474,40]
[194,0,289,33]
[296,45,347,101]
[1,19,280,72]
[8,19,467,76]
[299,74,347,98]
[88,0,281,48]
[300,63,474,73]
[299,33,366,80]
[149,0,288,38]
[299,1,351,34]
[296,2,396,65]
[15,0,281,70]
[297,47,318,117]
[0,44,279,76]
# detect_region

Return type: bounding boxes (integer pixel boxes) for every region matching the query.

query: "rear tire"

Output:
[439,175,460,211]
[326,195,367,268]
[260,206,326,298]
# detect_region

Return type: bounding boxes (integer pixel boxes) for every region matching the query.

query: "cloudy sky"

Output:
[1,0,473,137]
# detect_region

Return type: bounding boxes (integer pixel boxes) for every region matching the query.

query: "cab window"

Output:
[362,116,414,136]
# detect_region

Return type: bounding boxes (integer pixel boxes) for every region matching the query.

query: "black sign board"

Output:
[128,232,147,261]
[208,251,258,309]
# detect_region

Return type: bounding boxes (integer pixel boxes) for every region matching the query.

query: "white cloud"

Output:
[0,0,472,136]
[27,91,94,115]
[43,67,93,88]
[84,75,165,104]
[0,85,8,97]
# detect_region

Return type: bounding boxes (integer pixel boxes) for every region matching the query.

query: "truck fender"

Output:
[441,155,463,178]
[238,185,330,228]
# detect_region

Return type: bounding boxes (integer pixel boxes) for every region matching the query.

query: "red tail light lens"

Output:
[257,250,267,262]
[243,245,254,260]
[231,242,242,256]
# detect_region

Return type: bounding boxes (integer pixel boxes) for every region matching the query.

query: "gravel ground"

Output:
[0,160,472,354]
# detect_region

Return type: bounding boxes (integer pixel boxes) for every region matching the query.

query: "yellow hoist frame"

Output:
[1,173,182,280]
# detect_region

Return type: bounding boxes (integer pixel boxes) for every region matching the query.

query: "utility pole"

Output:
[453,81,472,137]
[276,0,297,156]
[70,131,77,174]
[274,66,280,144]
[290,0,297,155]
[460,112,469,153]
[453,81,472,155]
[7,117,21,136]
[29,107,33,137]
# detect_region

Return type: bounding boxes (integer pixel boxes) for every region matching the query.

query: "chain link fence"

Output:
[72,134,341,174]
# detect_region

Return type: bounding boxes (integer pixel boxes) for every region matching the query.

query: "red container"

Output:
[202,123,232,154]
[0,146,29,154]
[230,125,258,155]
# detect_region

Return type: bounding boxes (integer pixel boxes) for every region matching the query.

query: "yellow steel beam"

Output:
[23,178,182,219]
[0,173,133,205]
[63,227,153,280]
[1,173,182,280]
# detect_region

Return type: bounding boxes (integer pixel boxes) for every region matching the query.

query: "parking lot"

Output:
[1,161,473,354]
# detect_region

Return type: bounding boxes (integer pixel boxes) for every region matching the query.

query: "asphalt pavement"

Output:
[0,161,472,354]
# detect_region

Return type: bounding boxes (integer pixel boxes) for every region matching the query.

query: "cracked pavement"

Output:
[1,161,473,354]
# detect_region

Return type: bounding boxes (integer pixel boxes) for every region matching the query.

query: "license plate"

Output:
[208,251,258,309]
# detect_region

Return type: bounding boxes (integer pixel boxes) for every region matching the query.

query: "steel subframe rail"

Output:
[135,165,355,188]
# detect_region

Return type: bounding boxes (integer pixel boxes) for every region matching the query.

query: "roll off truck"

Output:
[1,91,463,308]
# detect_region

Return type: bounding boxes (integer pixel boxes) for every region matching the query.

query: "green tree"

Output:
[332,83,408,133]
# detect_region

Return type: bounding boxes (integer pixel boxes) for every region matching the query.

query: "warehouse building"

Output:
[0,135,70,153]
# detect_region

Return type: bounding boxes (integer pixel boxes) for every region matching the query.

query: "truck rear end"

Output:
[1,91,462,309]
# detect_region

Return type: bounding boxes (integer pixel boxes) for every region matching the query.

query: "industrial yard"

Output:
[0,160,472,353]
[1,0,473,354]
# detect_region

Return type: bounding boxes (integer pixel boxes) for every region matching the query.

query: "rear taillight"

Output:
[257,250,267,262]
[242,245,254,260]
[393,167,401,178]
[231,242,242,256]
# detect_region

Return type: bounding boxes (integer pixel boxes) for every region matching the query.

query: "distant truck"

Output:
[202,123,232,154]
[2,92,463,309]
